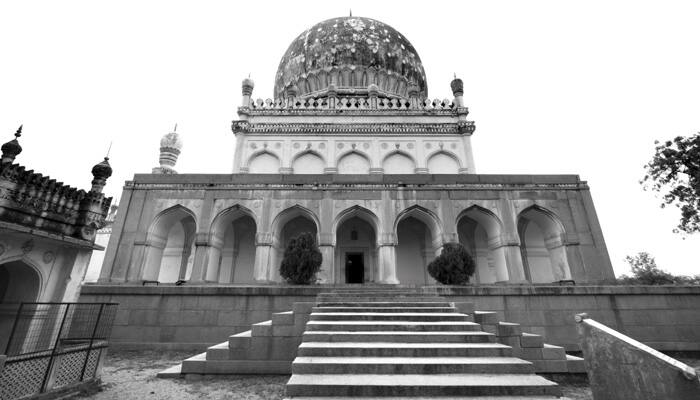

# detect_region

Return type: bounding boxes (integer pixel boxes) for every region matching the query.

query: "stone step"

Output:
[297,342,513,357]
[305,320,482,332]
[285,374,562,397]
[317,301,453,308]
[317,296,445,303]
[291,356,534,374]
[302,331,497,343]
[319,290,426,296]
[309,312,469,322]
[284,396,565,400]
[312,306,458,313]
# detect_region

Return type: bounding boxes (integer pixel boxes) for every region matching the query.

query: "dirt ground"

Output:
[79,350,700,400]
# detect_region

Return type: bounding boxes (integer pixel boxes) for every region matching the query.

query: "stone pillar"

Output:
[490,245,511,282]
[502,243,527,282]
[189,233,211,282]
[254,232,273,282]
[318,245,334,284]
[377,244,398,284]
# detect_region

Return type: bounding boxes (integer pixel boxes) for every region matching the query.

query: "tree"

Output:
[617,252,700,285]
[642,133,700,234]
[279,232,322,284]
[427,242,476,285]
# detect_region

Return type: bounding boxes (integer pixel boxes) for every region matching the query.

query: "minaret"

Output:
[91,157,113,193]
[153,125,183,174]
[451,74,464,107]
[1,125,23,164]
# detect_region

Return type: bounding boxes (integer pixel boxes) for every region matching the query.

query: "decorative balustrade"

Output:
[247,95,459,112]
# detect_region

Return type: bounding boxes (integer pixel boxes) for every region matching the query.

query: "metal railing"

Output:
[0,302,118,400]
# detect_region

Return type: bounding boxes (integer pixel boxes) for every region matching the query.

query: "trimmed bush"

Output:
[279,232,323,284]
[427,242,475,285]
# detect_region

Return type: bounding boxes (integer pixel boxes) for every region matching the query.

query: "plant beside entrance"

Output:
[428,242,476,285]
[279,232,323,284]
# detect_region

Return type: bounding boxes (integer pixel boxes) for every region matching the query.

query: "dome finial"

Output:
[2,124,24,164]
[91,150,113,193]
[349,9,352,17]
[173,123,178,132]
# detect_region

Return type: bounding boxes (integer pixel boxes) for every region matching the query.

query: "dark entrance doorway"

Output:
[345,253,364,283]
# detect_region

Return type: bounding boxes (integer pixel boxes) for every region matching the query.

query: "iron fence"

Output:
[0,302,118,400]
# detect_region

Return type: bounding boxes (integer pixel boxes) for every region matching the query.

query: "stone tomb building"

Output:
[0,127,113,351]
[97,16,614,287]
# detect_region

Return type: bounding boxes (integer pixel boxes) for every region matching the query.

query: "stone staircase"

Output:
[285,288,565,399]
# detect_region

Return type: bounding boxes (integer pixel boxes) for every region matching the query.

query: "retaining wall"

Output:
[79,284,700,352]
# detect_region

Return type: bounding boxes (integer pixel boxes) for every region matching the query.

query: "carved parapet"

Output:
[231,120,250,134]
[458,121,476,135]
[0,162,111,243]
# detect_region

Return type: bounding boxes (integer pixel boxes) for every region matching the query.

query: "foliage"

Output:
[427,242,476,285]
[617,252,700,285]
[279,232,322,285]
[642,133,700,234]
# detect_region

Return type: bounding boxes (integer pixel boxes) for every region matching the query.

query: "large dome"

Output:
[274,16,428,100]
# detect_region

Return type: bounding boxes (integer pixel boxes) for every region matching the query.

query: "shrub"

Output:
[279,232,322,284]
[427,242,476,285]
[617,252,700,285]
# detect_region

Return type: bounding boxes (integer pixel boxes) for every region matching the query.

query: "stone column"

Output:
[189,233,211,282]
[377,244,398,284]
[502,242,527,283]
[253,232,273,282]
[318,245,334,284]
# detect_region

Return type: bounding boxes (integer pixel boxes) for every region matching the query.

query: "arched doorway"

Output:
[334,207,379,284]
[0,260,41,354]
[457,206,508,283]
[394,206,442,285]
[207,205,257,283]
[518,206,571,283]
[142,206,197,282]
[271,206,320,282]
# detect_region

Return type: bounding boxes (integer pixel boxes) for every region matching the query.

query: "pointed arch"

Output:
[426,150,462,174]
[456,205,503,240]
[271,204,321,243]
[332,205,381,243]
[0,256,43,302]
[333,205,380,284]
[394,205,443,247]
[394,205,443,285]
[142,204,197,282]
[457,205,508,283]
[337,150,371,174]
[517,204,571,283]
[246,150,281,174]
[291,150,326,174]
[269,204,321,282]
[382,150,416,174]
[207,204,258,283]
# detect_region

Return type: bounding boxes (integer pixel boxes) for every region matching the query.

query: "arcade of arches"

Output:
[110,202,578,285]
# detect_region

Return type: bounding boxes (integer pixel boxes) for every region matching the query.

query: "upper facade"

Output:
[231,16,476,175]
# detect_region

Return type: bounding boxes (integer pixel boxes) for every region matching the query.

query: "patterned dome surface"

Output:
[274,17,427,100]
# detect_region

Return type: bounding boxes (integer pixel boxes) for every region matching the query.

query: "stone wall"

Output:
[80,284,700,352]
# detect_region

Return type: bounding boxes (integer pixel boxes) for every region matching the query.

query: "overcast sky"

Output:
[1,1,699,277]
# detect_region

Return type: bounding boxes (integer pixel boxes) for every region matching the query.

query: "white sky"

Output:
[1,1,699,277]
